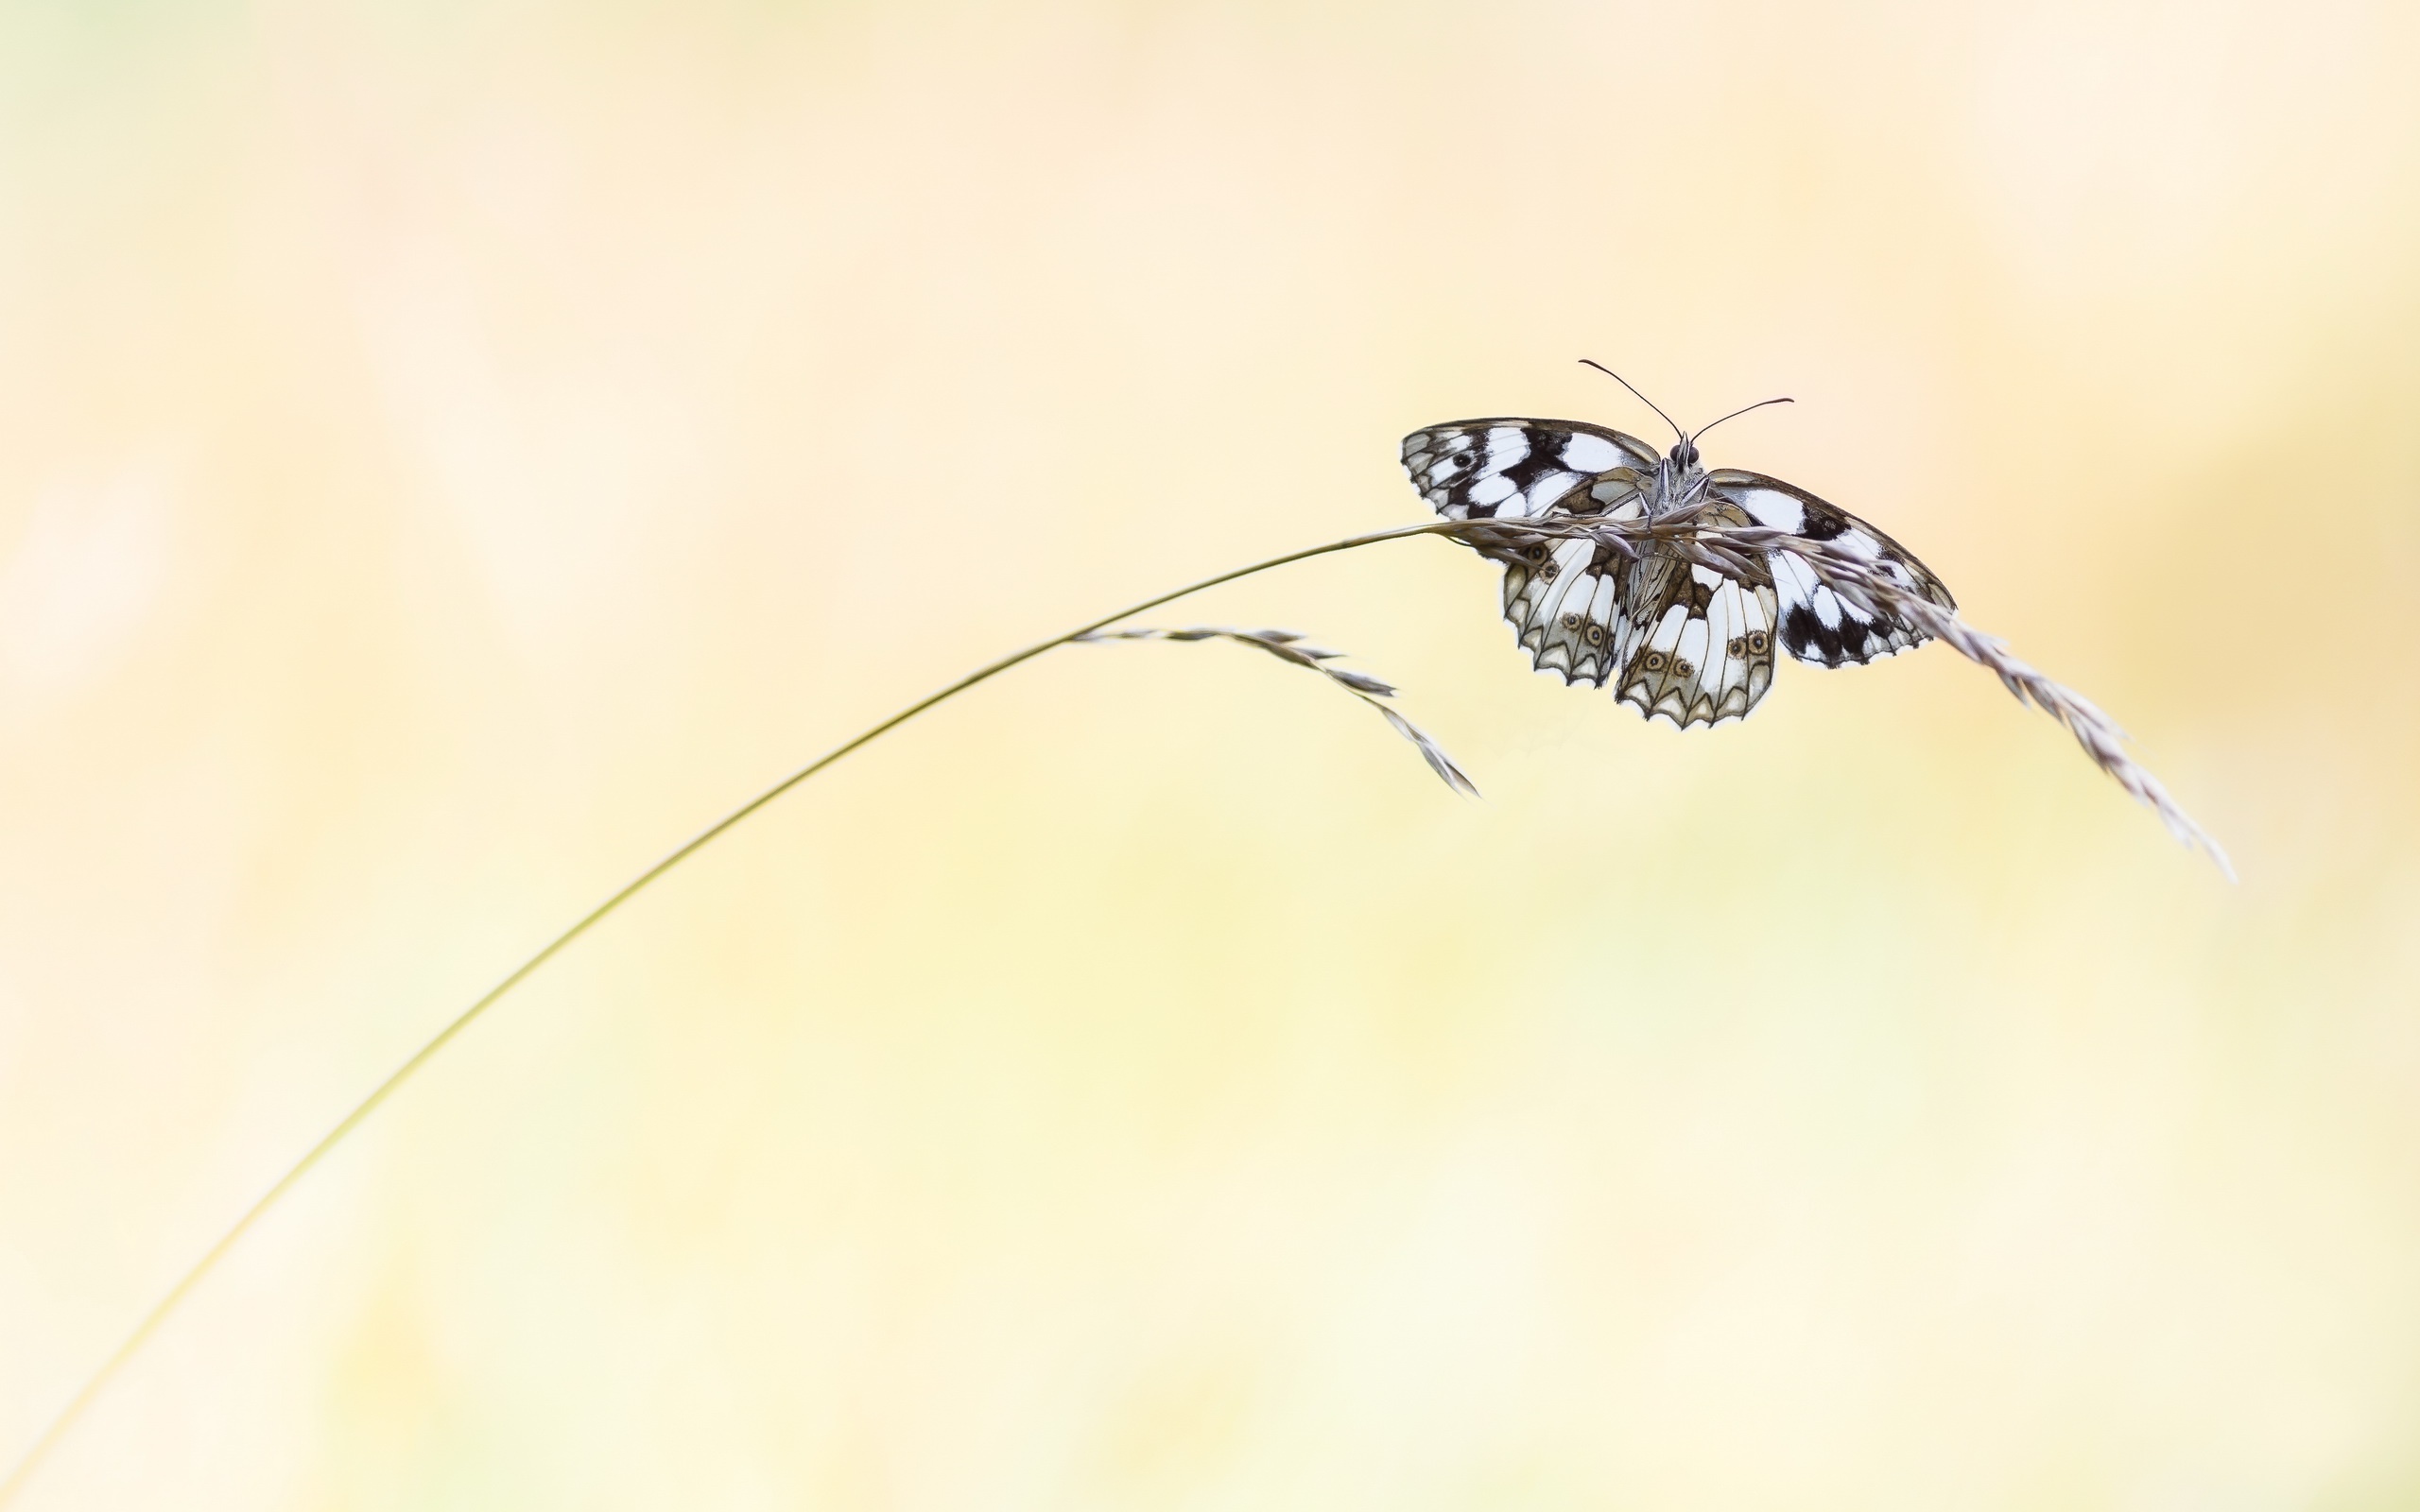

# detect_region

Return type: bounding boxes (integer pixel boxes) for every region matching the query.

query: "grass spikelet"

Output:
[1514,512,2235,880]
[1074,626,1479,797]
[1747,530,2237,880]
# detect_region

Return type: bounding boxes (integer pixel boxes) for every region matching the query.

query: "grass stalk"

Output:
[0,518,1471,1506]
[0,504,2228,1501]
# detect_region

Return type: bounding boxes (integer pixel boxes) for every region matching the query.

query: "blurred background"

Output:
[3,0,2416,1506]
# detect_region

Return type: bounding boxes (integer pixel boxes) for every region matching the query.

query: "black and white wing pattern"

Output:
[1707,470,1956,668]
[1403,418,1662,524]
[1607,500,1780,727]
[1402,421,1954,729]
[1401,420,1661,688]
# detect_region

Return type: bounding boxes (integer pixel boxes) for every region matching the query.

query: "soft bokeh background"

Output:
[3,0,2416,1506]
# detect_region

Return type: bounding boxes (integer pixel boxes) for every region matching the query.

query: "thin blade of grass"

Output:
[0,520,1481,1507]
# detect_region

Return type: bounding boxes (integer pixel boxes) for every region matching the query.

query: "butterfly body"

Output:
[1401,417,1956,728]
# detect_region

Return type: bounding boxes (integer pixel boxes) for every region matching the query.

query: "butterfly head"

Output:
[1652,437,1707,513]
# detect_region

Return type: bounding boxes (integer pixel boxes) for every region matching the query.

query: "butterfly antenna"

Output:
[1578,358,1685,446]
[1687,396,1793,445]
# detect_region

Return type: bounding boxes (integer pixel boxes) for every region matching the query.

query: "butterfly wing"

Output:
[1403,420,1663,686]
[1497,537,1634,685]
[1610,502,1780,728]
[1403,418,1663,524]
[1706,470,1957,668]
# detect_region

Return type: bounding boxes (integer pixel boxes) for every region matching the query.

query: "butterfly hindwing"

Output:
[1610,503,1779,728]
[1501,536,1629,686]
[1707,470,1956,668]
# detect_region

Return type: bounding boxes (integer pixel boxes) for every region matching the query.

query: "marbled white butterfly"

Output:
[1402,365,1956,729]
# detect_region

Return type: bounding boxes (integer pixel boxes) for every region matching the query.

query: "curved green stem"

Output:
[0,519,1469,1506]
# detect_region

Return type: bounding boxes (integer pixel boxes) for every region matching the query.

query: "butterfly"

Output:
[1401,366,1957,729]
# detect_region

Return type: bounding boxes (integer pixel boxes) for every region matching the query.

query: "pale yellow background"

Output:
[3,1,2416,1507]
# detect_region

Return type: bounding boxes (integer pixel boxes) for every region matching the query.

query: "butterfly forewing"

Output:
[1403,420,1660,524]
[1706,470,1955,668]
